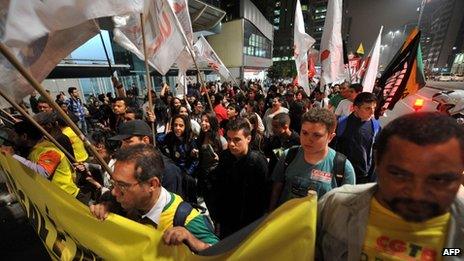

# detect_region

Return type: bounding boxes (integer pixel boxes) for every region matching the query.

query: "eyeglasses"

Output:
[109,179,141,192]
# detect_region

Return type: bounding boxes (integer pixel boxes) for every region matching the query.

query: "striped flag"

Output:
[375,28,426,117]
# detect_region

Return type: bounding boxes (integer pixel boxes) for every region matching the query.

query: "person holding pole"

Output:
[11,115,91,204]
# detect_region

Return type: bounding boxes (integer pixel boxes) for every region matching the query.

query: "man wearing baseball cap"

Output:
[109,120,182,195]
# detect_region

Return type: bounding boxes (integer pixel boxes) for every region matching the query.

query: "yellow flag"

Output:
[357,43,365,55]
[0,154,317,260]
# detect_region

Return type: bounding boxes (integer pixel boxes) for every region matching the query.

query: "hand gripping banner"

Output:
[0,154,316,260]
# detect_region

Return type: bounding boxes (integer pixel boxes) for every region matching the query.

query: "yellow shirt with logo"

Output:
[28,140,79,197]
[362,197,449,261]
[62,126,88,162]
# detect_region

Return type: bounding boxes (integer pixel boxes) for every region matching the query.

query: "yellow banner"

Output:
[0,154,316,260]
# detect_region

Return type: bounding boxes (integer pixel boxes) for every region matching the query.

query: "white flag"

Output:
[0,0,143,104]
[113,0,187,75]
[170,0,196,74]
[0,20,99,104]
[294,0,315,95]
[176,69,187,99]
[320,0,346,86]
[362,26,383,92]
[2,0,142,47]
[169,0,193,44]
[194,36,231,80]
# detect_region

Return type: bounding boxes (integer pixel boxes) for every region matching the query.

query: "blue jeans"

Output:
[78,119,88,135]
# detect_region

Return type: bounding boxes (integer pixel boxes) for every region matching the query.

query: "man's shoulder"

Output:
[453,186,464,216]
[329,94,342,102]
[248,150,268,164]
[290,130,300,140]
[319,183,377,209]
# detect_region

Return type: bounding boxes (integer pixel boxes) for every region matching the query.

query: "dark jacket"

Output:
[161,154,183,196]
[213,149,268,238]
[333,114,381,183]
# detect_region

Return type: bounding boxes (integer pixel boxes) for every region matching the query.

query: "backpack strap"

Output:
[333,151,347,187]
[173,201,193,227]
[284,146,300,171]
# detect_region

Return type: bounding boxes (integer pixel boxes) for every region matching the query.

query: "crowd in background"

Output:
[1,77,463,258]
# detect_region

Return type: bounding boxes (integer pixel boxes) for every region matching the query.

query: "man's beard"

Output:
[386,197,442,222]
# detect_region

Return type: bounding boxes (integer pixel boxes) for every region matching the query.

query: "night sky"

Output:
[345,0,421,51]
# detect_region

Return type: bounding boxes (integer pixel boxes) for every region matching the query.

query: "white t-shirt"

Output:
[264,107,289,137]
[334,99,353,117]
[240,109,265,133]
[314,98,330,109]
[190,119,201,137]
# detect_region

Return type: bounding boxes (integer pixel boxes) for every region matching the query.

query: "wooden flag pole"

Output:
[0,88,77,162]
[0,42,112,175]
[186,47,214,112]
[139,13,157,147]
[0,114,14,126]
[0,108,18,124]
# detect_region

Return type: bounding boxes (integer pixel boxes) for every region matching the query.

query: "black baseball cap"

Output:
[0,128,15,146]
[109,120,152,141]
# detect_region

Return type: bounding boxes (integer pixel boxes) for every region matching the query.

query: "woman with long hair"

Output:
[157,114,199,203]
[191,99,204,125]
[196,111,227,220]
[240,100,265,133]
[246,113,264,153]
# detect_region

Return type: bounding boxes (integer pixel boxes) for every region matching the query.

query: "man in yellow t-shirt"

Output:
[317,112,464,261]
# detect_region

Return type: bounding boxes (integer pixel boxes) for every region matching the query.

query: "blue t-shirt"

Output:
[272,147,356,204]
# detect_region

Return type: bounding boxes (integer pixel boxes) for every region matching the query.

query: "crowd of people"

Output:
[0,77,463,259]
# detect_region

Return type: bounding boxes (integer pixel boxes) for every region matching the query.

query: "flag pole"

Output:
[164,4,214,112]
[0,42,112,175]
[0,107,19,123]
[0,114,14,126]
[0,88,77,162]
[186,46,214,112]
[98,31,113,74]
[139,13,157,147]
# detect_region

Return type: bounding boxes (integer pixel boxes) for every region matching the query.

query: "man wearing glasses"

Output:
[90,144,218,253]
[108,120,183,195]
